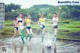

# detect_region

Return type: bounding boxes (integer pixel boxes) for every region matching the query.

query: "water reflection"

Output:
[47,46,51,53]
[0,36,80,53]
[42,47,45,53]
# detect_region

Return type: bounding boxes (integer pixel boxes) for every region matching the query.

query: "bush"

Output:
[60,20,71,24]
[4,20,13,26]
[66,25,80,28]
[0,27,13,35]
[70,21,80,25]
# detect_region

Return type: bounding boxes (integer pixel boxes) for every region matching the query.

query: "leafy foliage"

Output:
[5,4,80,21]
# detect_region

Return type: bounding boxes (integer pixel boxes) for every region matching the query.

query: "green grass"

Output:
[57,35,80,40]
[0,19,80,40]
[4,20,14,26]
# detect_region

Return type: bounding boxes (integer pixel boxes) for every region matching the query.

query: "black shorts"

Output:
[40,25,45,29]
[54,25,58,28]
[15,27,18,30]
[26,26,31,30]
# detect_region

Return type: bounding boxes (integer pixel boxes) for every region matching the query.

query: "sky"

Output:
[0,0,58,8]
[0,0,80,8]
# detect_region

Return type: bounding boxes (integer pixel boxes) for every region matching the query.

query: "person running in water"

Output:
[25,15,33,41]
[38,15,46,34]
[52,7,61,41]
[13,16,19,38]
[17,13,25,44]
[38,15,46,42]
[12,14,24,53]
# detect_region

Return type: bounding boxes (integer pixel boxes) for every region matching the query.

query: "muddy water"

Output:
[0,35,80,53]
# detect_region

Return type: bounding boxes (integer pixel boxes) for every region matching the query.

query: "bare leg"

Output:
[42,28,45,34]
[27,29,30,34]
[54,28,58,36]
[53,28,58,42]
[13,29,17,38]
[18,29,21,35]
[29,29,33,41]
[13,29,17,53]
[41,28,45,42]
[30,29,33,34]
[53,28,57,53]
[26,29,30,40]
[17,30,19,36]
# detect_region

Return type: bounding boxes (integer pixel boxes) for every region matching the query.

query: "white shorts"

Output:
[18,26,24,30]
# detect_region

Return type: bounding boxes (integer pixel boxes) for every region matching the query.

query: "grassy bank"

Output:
[0,19,80,40]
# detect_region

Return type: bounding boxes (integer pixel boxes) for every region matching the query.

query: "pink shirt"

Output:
[52,17,59,25]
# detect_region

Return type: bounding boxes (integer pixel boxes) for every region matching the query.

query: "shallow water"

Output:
[0,35,80,53]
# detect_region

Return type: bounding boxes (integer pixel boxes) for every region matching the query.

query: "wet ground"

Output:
[0,35,80,53]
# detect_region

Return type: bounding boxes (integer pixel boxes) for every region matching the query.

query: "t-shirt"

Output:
[25,18,31,26]
[52,17,59,25]
[39,18,45,25]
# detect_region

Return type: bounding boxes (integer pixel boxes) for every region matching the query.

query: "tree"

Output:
[5,3,21,12]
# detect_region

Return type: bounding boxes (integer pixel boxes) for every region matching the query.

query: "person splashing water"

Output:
[38,15,46,34]
[17,13,25,44]
[38,15,46,42]
[25,15,33,41]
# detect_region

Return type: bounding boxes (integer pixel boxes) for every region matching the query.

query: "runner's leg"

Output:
[20,29,25,44]
[26,29,30,40]
[29,29,33,41]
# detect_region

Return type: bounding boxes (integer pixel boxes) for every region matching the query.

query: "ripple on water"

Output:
[0,36,80,53]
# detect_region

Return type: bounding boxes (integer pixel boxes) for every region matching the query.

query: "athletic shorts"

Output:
[26,26,31,30]
[40,25,45,29]
[15,27,18,30]
[54,25,58,28]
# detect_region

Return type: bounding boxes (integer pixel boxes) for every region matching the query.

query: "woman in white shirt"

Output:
[13,13,24,53]
[51,7,62,52]
[52,7,61,36]
[17,13,25,44]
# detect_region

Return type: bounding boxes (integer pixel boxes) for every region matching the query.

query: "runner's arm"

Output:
[57,7,62,18]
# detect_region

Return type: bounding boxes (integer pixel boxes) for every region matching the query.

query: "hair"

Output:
[27,15,30,16]
[14,16,17,20]
[54,12,57,14]
[25,16,28,19]
[41,14,45,18]
[25,15,31,19]
[20,13,23,15]
[19,13,23,18]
